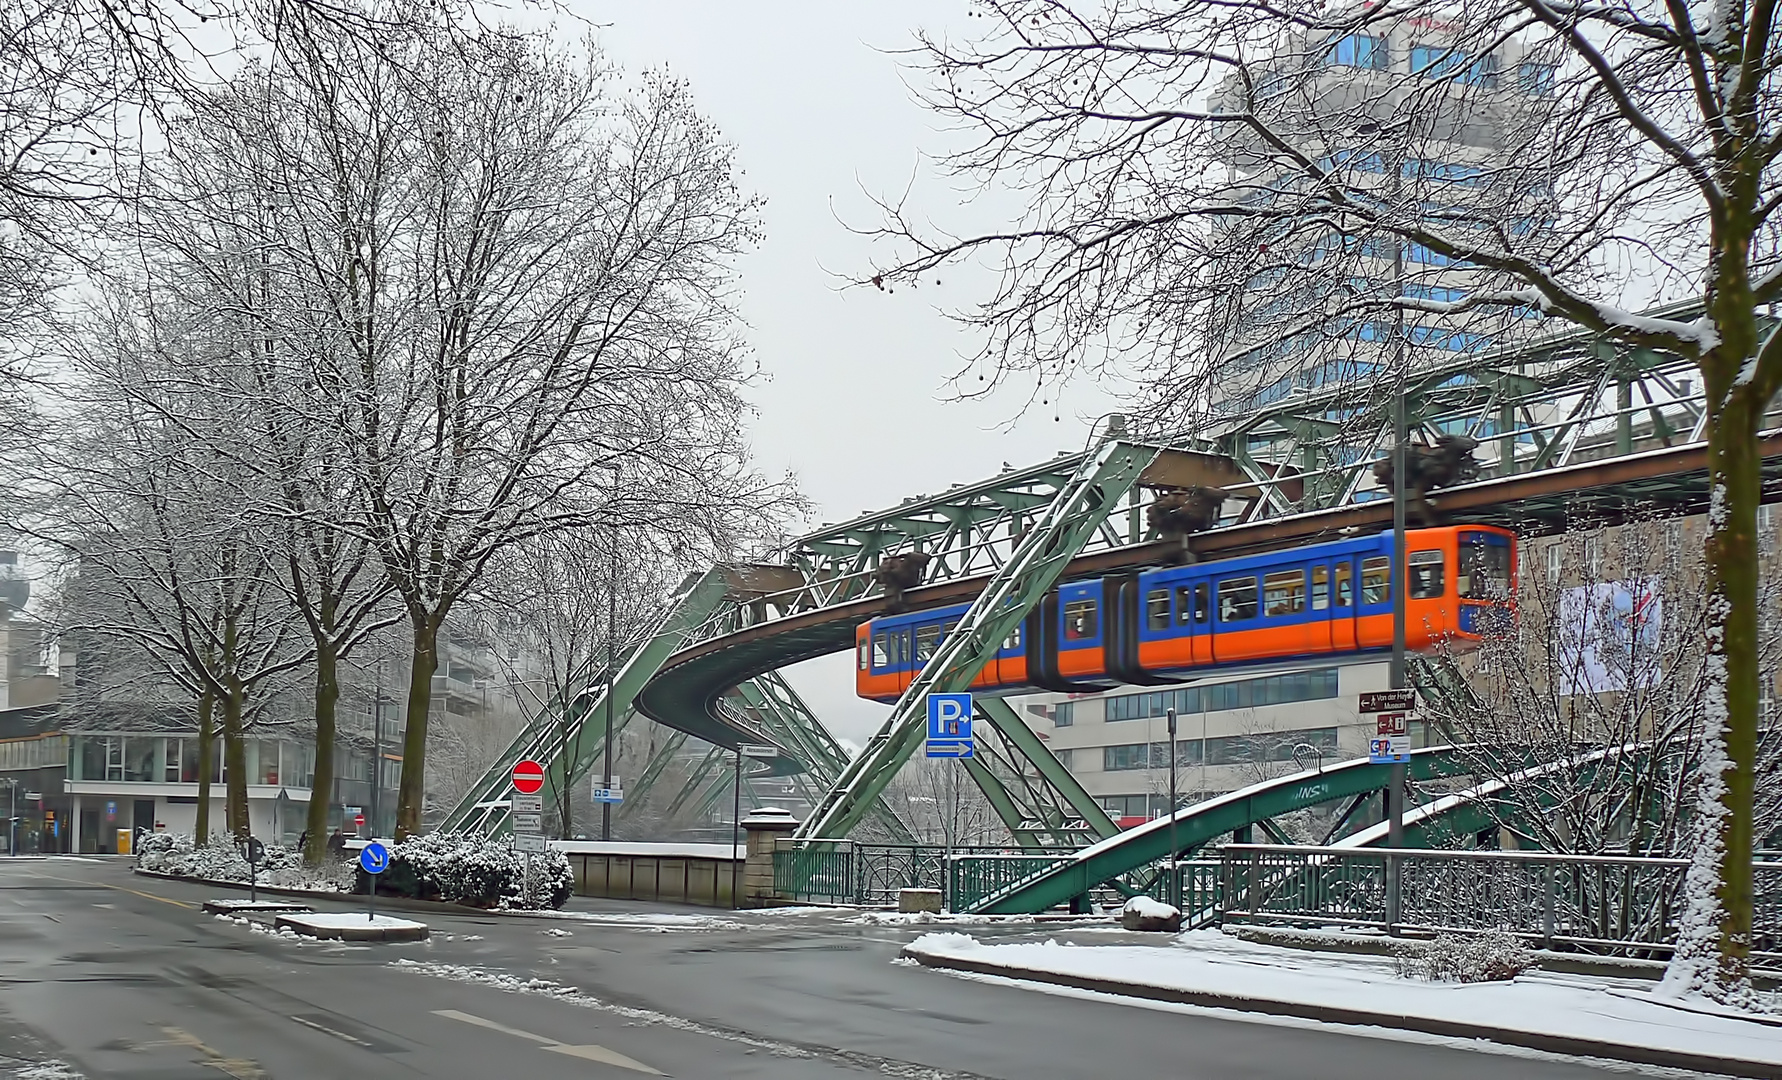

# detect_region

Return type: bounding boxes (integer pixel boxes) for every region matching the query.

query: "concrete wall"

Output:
[564,850,739,907]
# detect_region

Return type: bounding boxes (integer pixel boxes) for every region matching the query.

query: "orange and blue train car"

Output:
[854,525,1516,702]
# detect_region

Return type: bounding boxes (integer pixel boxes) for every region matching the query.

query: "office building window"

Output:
[1325,33,1388,70]
[1054,702,1073,727]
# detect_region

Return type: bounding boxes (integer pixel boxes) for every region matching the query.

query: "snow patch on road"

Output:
[16,1063,83,1080]
[391,960,995,1079]
[851,911,1038,927]
[500,909,745,931]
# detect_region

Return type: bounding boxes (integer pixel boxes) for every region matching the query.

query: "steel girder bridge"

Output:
[445,311,1782,885]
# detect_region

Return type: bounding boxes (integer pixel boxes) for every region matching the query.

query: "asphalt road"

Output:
[0,858,1670,1080]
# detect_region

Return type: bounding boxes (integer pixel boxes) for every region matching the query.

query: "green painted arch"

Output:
[969,747,1470,915]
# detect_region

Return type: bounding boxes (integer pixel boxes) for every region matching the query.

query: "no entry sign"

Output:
[512,759,546,795]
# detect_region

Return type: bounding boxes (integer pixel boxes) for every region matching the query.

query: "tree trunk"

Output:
[394,615,440,839]
[223,682,250,839]
[1666,360,1761,1001]
[194,689,216,845]
[304,638,340,865]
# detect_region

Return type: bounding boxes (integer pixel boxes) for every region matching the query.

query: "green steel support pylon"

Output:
[441,568,752,836]
[728,673,916,842]
[796,439,1162,841]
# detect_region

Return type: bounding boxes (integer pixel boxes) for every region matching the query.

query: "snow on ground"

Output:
[1120,896,1179,920]
[904,930,1782,1069]
[282,913,426,930]
[16,1063,84,1079]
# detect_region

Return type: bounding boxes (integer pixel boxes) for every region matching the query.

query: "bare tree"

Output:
[1423,519,1782,856]
[869,0,1782,1001]
[24,296,309,840]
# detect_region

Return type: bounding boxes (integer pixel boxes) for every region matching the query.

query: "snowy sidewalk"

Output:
[901,929,1782,1079]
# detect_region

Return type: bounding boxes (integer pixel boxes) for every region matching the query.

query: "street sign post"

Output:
[740,745,777,759]
[1363,697,1413,764]
[240,836,264,902]
[925,693,974,758]
[514,833,548,853]
[511,794,544,814]
[359,840,389,923]
[1359,690,1416,714]
[512,759,546,795]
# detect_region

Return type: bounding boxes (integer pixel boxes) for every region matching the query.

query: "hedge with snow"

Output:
[355,833,572,910]
[134,832,352,892]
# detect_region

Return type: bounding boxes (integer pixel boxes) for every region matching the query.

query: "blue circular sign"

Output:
[359,840,390,875]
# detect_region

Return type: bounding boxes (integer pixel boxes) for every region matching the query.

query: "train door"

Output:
[1330,558,1358,650]
[1309,562,1333,650]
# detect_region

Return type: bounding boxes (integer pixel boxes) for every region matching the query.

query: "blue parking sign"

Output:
[926,693,973,757]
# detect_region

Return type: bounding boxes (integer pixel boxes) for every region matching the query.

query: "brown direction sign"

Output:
[1375,712,1409,737]
[1359,690,1416,714]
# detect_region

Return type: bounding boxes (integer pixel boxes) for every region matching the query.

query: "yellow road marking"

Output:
[27,870,196,910]
[159,1027,264,1079]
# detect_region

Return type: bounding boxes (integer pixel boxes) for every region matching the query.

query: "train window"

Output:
[1002,625,1022,651]
[914,624,942,662]
[858,639,870,671]
[1409,549,1445,599]
[1311,565,1330,610]
[1263,570,1306,616]
[1174,586,1195,626]
[1218,576,1258,621]
[1146,589,1171,630]
[1335,562,1353,606]
[872,634,891,669]
[1361,557,1391,605]
[1063,598,1099,641]
[1460,533,1512,598]
[1195,581,1211,622]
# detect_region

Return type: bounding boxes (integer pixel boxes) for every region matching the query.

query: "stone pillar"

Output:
[739,807,798,908]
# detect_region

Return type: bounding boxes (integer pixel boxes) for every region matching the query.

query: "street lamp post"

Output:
[1166,708,1179,908]
[602,522,617,843]
[1385,137,1410,937]
[371,661,383,839]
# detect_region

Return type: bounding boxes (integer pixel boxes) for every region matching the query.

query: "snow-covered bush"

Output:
[361,832,571,910]
[1395,929,1535,983]
[134,833,353,892]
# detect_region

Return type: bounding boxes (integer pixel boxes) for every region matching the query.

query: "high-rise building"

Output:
[1208,16,1556,416]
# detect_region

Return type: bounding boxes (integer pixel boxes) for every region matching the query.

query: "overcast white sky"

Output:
[580,2,1120,746]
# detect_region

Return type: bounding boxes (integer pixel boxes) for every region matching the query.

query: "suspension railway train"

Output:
[855,525,1516,702]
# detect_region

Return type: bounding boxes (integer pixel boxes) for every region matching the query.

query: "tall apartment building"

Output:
[1211,15,1557,416]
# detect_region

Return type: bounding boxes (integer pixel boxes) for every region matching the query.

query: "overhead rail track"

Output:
[458,306,1782,845]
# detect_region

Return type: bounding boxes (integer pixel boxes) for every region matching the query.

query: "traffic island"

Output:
[275,912,430,943]
[201,899,315,916]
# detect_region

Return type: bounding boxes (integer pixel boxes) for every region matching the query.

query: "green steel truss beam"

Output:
[442,568,787,837]
[967,747,1471,914]
[796,440,1162,841]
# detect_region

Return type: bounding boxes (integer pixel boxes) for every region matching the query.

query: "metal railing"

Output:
[950,853,1074,912]
[1219,844,1782,958]
[774,839,1019,907]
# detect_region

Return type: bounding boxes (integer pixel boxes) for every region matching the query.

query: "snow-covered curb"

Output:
[900,931,1782,1079]
[277,912,430,942]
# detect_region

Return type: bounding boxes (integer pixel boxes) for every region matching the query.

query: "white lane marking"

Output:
[434,1009,664,1074]
[542,1044,666,1074]
[289,1015,372,1047]
[432,1009,553,1043]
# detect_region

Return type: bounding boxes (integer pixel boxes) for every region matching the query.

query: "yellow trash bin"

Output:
[115,828,132,856]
